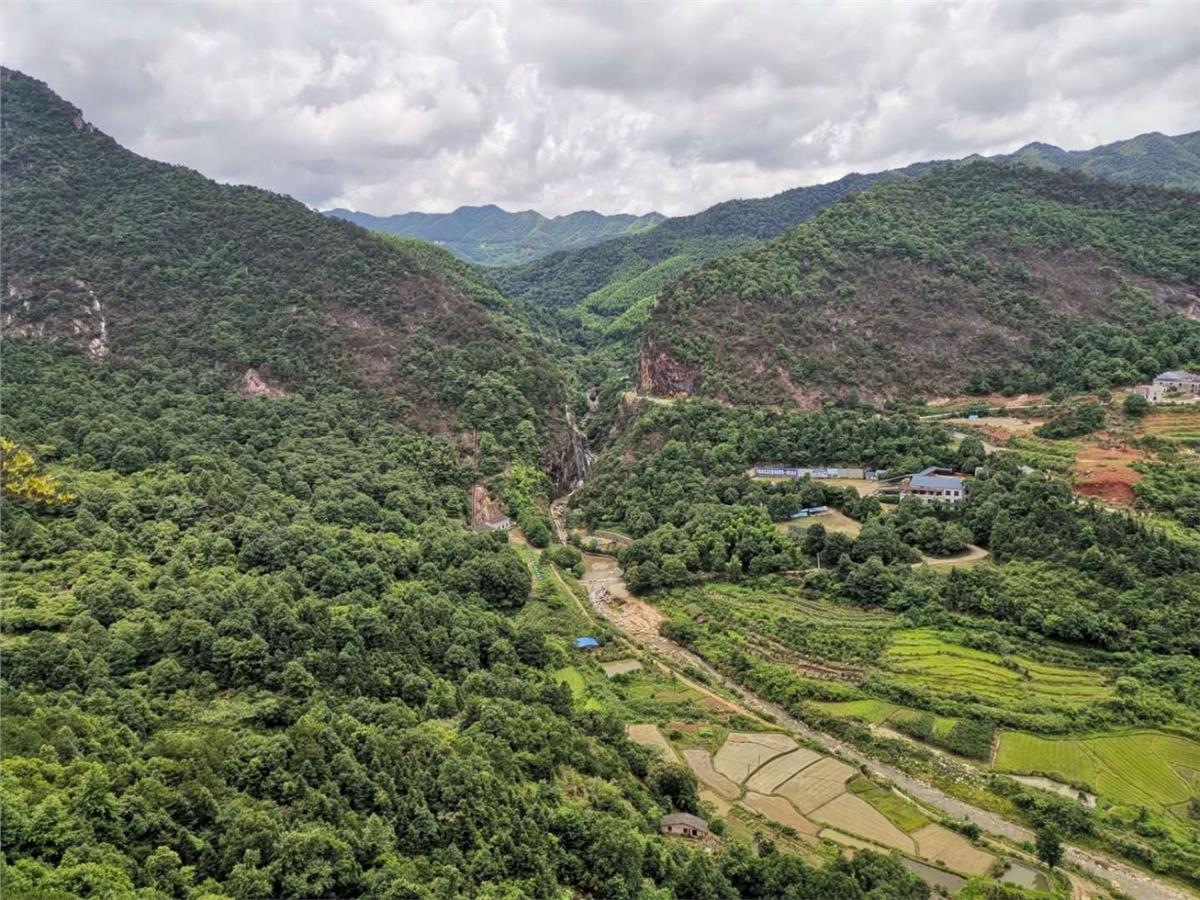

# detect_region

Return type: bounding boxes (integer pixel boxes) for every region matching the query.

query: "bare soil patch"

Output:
[912,823,995,875]
[776,757,855,813]
[683,748,740,800]
[1072,443,1146,507]
[810,793,916,853]
[626,724,678,763]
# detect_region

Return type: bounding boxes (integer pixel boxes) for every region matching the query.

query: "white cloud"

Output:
[3,0,1197,217]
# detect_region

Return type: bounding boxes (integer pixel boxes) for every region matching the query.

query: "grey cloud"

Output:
[3,0,1197,218]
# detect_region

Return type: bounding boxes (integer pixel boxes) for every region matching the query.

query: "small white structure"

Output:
[661,812,709,839]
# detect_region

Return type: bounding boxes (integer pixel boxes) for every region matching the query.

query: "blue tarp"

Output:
[574,637,600,649]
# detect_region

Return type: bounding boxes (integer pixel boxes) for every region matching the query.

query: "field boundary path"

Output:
[547,497,1193,900]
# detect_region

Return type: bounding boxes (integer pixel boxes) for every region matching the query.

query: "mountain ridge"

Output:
[0,66,572,467]
[488,130,1200,346]
[324,203,664,266]
[638,161,1200,405]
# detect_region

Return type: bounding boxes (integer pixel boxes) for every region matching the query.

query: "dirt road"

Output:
[548,498,1191,900]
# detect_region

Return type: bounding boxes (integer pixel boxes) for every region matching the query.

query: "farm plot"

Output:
[683,748,740,800]
[687,732,995,877]
[601,658,643,677]
[809,793,915,853]
[780,508,862,538]
[911,824,994,875]
[994,731,1200,813]
[776,757,856,813]
[1142,410,1200,443]
[740,792,820,837]
[881,630,1111,710]
[626,724,678,763]
[745,748,824,793]
[713,732,798,782]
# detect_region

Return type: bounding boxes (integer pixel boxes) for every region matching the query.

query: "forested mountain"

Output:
[490,132,1200,347]
[489,164,940,343]
[325,205,664,267]
[0,68,569,462]
[995,130,1200,191]
[637,162,1200,405]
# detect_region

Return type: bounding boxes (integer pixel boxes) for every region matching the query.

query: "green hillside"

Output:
[326,204,664,267]
[639,162,1200,405]
[490,165,941,345]
[997,131,1200,191]
[491,132,1200,354]
[0,68,567,458]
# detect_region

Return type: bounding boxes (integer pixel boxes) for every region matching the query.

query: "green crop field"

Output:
[658,583,900,664]
[847,776,931,833]
[882,630,1111,710]
[813,699,901,723]
[995,731,1200,814]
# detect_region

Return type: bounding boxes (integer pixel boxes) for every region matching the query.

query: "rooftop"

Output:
[661,812,709,829]
[573,637,600,649]
[910,473,964,491]
[1156,370,1200,382]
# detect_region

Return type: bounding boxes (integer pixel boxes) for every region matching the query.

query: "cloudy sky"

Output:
[5,1,1199,217]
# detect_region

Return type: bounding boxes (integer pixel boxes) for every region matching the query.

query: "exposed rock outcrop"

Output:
[637,345,702,397]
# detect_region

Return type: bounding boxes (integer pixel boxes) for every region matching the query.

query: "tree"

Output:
[1123,393,1149,418]
[1035,825,1063,868]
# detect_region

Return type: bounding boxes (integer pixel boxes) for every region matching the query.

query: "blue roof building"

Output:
[574,637,600,650]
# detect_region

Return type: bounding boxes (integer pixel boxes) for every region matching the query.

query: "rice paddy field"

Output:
[881,629,1113,711]
[994,731,1200,816]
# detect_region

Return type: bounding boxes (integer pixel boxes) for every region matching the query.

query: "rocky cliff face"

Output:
[636,344,702,397]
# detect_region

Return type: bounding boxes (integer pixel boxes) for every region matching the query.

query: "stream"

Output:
[546,491,1192,900]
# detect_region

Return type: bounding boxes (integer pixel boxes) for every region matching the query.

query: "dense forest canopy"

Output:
[640,162,1200,404]
[5,61,1200,900]
[0,68,569,462]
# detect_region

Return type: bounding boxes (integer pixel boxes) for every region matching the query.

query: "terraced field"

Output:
[882,629,1112,709]
[658,584,900,665]
[679,730,995,876]
[1142,410,1200,443]
[994,731,1200,814]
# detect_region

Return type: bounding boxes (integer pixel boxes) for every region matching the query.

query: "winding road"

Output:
[549,502,1194,900]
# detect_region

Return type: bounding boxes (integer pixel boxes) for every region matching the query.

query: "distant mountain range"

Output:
[489,130,1200,345]
[323,204,664,267]
[994,131,1200,190]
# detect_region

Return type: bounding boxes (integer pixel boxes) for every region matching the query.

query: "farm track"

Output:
[548,492,1193,900]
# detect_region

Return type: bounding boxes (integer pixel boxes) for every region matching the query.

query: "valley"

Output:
[3,61,1200,900]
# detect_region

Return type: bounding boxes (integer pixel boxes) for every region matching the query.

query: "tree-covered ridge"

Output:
[0,68,567,456]
[326,204,665,267]
[488,167,939,345]
[995,130,1200,191]
[1,344,934,899]
[641,162,1200,404]
[487,131,1200,352]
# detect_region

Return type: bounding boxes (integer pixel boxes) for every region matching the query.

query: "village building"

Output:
[1152,370,1200,395]
[660,812,709,839]
[573,636,600,652]
[1131,370,1200,404]
[901,466,965,503]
